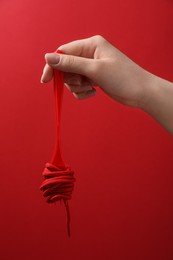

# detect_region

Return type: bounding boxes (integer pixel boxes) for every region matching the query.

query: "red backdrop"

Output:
[0,0,173,259]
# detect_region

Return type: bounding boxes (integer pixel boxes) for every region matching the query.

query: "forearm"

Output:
[141,75,173,134]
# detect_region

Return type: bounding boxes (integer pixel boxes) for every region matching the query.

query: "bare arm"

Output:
[141,76,173,134]
[41,35,173,134]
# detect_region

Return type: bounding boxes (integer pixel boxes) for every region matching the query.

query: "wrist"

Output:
[138,72,161,111]
[139,73,173,134]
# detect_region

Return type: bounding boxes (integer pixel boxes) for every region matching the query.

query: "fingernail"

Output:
[45,53,60,64]
[40,74,45,83]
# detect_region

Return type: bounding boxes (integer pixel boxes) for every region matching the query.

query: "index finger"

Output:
[58,36,98,58]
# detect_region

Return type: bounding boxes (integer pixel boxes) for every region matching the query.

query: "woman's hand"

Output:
[41,35,155,108]
[41,35,173,134]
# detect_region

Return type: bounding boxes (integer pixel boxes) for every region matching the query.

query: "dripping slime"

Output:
[40,50,75,237]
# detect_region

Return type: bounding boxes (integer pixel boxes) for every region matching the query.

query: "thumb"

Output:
[45,53,94,78]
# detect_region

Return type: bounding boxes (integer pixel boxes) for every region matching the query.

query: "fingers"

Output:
[58,36,97,58]
[41,62,97,100]
[40,36,105,84]
[65,83,93,93]
[64,73,96,100]
[40,36,98,83]
[41,35,109,84]
[58,35,109,58]
[44,53,95,78]
[41,52,94,83]
[72,88,96,100]
[64,73,82,86]
[40,35,106,102]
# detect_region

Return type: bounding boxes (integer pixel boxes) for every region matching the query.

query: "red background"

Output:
[0,0,173,259]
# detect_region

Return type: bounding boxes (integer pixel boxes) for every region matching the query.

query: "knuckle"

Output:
[92,35,105,43]
[66,55,76,67]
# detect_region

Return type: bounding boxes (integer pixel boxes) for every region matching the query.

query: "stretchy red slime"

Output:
[40,50,75,237]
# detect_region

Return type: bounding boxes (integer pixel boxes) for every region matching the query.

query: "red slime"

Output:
[40,50,75,237]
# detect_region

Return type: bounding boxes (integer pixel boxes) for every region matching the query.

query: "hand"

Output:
[41,35,173,134]
[41,35,156,108]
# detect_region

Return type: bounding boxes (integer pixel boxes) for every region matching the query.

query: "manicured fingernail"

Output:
[45,53,60,64]
[40,74,45,83]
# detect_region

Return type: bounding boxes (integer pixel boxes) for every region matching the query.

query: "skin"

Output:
[41,35,173,134]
